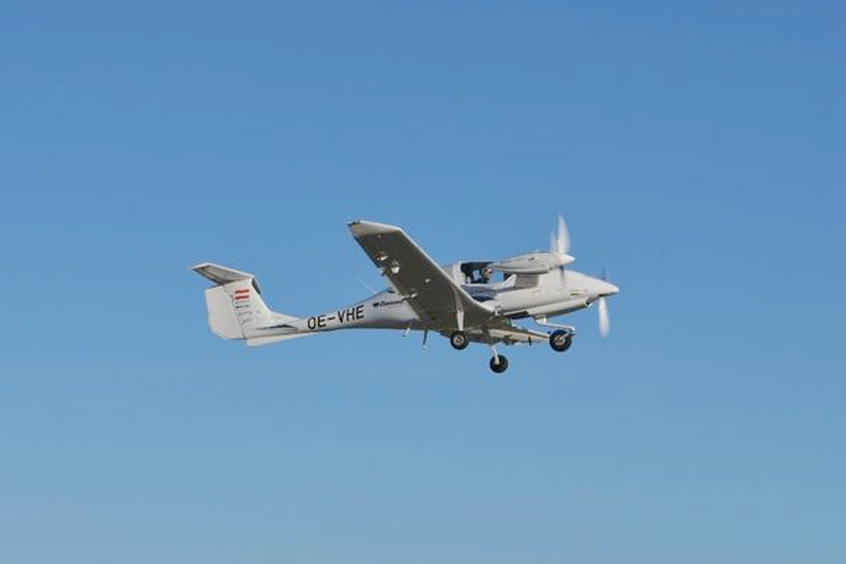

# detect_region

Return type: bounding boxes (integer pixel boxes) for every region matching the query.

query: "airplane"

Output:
[192,216,618,373]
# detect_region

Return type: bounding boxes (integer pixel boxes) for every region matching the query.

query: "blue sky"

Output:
[1,0,844,562]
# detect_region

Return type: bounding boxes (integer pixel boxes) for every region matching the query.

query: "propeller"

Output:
[549,215,571,284]
[549,214,570,257]
[597,266,613,337]
[598,296,610,337]
[548,215,615,337]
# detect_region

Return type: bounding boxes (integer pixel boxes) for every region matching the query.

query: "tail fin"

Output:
[193,262,297,340]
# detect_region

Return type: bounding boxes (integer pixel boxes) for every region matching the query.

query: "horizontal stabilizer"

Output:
[193,262,262,294]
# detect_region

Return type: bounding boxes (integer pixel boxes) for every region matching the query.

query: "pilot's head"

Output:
[481,267,492,280]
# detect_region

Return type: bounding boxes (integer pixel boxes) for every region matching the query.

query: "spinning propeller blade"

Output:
[549,214,571,284]
[552,215,570,256]
[598,296,610,337]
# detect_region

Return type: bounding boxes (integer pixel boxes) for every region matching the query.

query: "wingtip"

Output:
[348,220,401,237]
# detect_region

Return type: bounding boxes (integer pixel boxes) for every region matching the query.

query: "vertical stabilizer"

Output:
[193,263,297,340]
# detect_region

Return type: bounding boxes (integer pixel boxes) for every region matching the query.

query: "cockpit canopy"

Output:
[460,261,496,284]
[441,261,499,285]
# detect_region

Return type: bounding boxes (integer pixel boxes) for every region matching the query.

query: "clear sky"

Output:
[1,1,844,562]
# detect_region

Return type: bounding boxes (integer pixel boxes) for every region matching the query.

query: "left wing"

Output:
[349,220,493,330]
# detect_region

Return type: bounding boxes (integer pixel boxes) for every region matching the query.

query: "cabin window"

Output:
[460,262,501,284]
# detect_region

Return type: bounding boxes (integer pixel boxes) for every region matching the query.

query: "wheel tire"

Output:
[549,330,572,352]
[450,331,469,350]
[489,355,509,374]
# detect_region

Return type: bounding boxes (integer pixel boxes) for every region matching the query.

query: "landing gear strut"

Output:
[450,331,469,350]
[549,329,573,353]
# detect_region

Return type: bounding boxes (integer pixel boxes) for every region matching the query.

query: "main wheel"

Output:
[549,330,572,352]
[450,331,469,350]
[489,355,509,374]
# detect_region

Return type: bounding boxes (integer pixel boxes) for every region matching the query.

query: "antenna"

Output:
[355,277,377,294]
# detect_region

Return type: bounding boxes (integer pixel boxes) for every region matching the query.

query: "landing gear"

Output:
[489,354,509,374]
[450,331,469,350]
[549,329,573,352]
[488,345,508,374]
[535,317,576,353]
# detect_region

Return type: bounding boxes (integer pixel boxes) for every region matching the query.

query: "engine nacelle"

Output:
[525,296,590,317]
[488,251,574,275]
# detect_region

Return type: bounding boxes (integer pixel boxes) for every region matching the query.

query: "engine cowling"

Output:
[488,251,574,275]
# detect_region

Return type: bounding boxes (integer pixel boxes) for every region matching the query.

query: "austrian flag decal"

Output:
[234,288,250,300]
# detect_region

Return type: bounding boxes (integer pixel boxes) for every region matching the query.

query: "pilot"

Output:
[479,266,493,283]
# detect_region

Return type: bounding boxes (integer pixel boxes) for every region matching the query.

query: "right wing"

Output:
[348,220,493,330]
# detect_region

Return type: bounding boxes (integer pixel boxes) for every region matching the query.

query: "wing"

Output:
[348,220,493,329]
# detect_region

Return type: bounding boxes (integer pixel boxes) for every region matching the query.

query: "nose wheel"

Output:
[447,334,510,373]
[489,354,508,374]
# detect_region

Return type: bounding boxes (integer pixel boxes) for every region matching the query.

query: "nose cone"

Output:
[594,278,619,297]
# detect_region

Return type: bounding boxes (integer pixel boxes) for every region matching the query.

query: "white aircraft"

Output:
[193,216,618,373]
